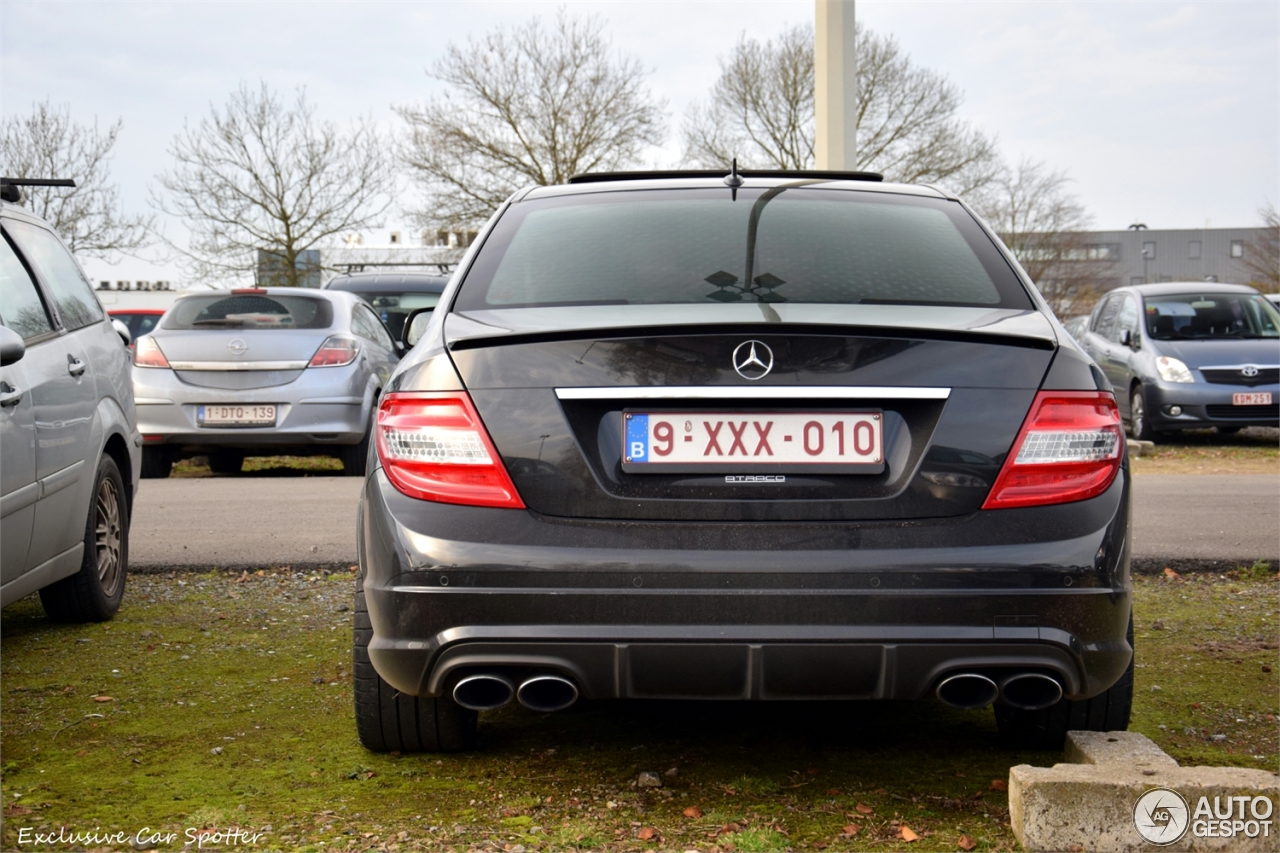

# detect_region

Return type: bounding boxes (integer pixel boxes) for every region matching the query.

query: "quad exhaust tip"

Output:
[452,674,515,711]
[936,673,999,709]
[517,674,579,713]
[1000,673,1063,711]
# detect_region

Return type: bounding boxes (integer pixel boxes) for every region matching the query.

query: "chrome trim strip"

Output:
[134,397,175,405]
[1198,364,1280,371]
[555,385,952,400]
[168,360,309,371]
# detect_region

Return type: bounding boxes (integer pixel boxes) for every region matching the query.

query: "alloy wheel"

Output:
[95,477,123,597]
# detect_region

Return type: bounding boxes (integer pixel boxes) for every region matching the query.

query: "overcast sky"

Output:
[2,0,1276,283]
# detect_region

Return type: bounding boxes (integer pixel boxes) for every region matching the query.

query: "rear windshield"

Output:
[163,294,333,330]
[1145,292,1280,339]
[454,188,1030,310]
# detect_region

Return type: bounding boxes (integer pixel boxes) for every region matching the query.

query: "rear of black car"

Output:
[354,178,1132,752]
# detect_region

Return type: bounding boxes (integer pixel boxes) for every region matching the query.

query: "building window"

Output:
[1142,241,1156,259]
[1188,241,1201,259]
[1230,240,1244,258]
[389,231,401,245]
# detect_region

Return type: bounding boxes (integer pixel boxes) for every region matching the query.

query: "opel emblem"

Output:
[1242,365,1259,378]
[732,340,774,380]
[227,339,248,356]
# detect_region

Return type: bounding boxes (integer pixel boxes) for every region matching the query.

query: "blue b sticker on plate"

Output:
[624,413,649,462]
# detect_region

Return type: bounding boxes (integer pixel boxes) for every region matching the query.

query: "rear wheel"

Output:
[353,577,476,752]
[208,451,244,475]
[40,455,128,622]
[140,447,172,479]
[1129,386,1157,442]
[994,614,1134,750]
[340,411,374,477]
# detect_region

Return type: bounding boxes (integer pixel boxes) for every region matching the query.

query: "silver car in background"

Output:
[133,287,400,477]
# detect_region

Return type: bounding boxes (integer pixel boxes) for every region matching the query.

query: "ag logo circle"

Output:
[1133,787,1190,845]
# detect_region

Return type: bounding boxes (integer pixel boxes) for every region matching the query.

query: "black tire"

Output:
[1129,386,1157,442]
[39,455,128,622]
[140,447,172,479]
[340,412,374,477]
[995,614,1134,750]
[353,579,477,752]
[208,451,244,475]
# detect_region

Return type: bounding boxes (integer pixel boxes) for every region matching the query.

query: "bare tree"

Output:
[152,82,393,286]
[0,100,152,257]
[975,158,1111,318]
[1243,203,1279,292]
[682,22,999,194]
[397,11,667,227]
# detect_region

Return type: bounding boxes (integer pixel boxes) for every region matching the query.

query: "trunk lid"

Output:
[445,306,1055,521]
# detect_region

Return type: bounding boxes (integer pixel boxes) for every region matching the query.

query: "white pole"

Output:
[814,0,857,170]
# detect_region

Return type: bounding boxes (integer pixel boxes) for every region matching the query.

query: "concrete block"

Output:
[1064,731,1179,768]
[1009,731,1280,852]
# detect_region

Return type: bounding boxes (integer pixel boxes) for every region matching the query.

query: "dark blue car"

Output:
[1079,282,1280,439]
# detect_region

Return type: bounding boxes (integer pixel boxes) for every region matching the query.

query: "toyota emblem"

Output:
[1242,365,1259,378]
[732,340,774,380]
[227,339,248,356]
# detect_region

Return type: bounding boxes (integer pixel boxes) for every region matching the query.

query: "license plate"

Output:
[1233,392,1272,406]
[623,411,883,473]
[198,404,277,426]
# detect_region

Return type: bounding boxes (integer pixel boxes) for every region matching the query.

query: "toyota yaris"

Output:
[354,170,1133,752]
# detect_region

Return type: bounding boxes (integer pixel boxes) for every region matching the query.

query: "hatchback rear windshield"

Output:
[162,294,333,330]
[453,188,1030,310]
[1145,292,1280,339]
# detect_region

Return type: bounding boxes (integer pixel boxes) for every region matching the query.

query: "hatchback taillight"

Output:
[375,392,525,509]
[982,391,1123,509]
[309,335,360,367]
[133,336,170,368]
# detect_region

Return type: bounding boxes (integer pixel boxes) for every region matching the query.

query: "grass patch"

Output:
[1130,426,1279,475]
[2,569,1275,851]
[173,455,344,478]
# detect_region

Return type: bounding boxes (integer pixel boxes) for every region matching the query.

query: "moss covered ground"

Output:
[1128,426,1279,475]
[2,568,1276,852]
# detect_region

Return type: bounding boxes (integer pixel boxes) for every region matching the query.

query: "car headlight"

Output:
[1155,356,1194,383]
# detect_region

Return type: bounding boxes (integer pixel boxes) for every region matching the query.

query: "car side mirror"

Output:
[0,325,24,366]
[111,319,132,347]
[403,307,434,348]
[1120,328,1138,349]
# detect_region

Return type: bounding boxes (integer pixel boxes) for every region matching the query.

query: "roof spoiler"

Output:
[566,169,884,185]
[1,177,76,204]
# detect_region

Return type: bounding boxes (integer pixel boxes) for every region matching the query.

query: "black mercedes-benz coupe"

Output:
[354,170,1133,753]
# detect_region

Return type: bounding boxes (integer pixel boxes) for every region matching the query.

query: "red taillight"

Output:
[309,335,360,367]
[375,392,525,509]
[133,336,170,368]
[982,391,1123,510]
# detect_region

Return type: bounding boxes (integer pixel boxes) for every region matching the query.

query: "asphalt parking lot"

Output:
[126,472,1280,573]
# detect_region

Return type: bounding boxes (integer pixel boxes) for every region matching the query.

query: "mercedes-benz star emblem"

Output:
[1242,365,1259,378]
[227,339,248,356]
[732,340,774,380]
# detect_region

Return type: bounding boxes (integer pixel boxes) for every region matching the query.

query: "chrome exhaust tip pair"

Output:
[936,672,1062,710]
[452,673,579,713]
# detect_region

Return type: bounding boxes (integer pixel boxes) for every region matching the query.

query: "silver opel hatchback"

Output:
[132,287,400,477]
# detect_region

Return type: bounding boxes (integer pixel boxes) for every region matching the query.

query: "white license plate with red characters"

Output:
[1233,392,1272,406]
[623,411,883,472]
[198,404,277,426]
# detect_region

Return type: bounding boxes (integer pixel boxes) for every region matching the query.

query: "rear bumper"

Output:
[359,468,1133,703]
[133,366,370,452]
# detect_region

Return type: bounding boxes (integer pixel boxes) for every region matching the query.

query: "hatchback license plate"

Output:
[624,411,883,472]
[198,404,277,426]
[1233,392,1272,406]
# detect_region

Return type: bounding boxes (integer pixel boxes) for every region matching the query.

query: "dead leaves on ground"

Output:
[958,833,977,850]
[989,778,1008,791]
[682,806,703,818]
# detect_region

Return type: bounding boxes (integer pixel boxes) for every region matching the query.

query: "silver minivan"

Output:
[0,196,140,620]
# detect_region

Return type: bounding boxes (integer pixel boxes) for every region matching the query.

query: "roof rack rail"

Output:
[1,177,76,204]
[566,169,883,184]
[340,262,456,275]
